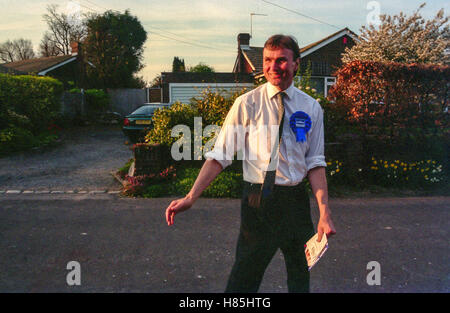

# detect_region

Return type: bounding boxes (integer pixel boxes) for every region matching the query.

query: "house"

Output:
[233,28,358,97]
[0,64,26,75]
[0,42,87,88]
[156,72,254,104]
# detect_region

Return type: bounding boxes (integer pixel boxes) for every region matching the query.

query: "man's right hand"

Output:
[165,196,194,226]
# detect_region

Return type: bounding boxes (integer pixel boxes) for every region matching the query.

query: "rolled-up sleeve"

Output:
[204,97,246,170]
[305,102,327,172]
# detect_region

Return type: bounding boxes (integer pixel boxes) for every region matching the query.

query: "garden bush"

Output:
[0,125,58,156]
[0,74,64,155]
[0,74,64,132]
[327,60,449,185]
[69,88,110,117]
[84,89,110,115]
[145,87,249,149]
[170,167,243,198]
[145,101,199,147]
[189,87,249,126]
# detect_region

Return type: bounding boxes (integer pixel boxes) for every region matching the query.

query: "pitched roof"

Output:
[238,28,358,75]
[0,64,26,75]
[299,27,358,57]
[2,54,76,75]
[241,46,264,73]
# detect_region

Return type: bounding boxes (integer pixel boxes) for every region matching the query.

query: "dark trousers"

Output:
[225,181,314,293]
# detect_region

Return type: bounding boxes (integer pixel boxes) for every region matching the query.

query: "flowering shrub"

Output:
[145,102,199,146]
[328,60,449,138]
[368,158,445,187]
[190,87,248,126]
[145,87,250,161]
[295,73,352,143]
[323,157,446,189]
[326,159,343,177]
[327,60,449,182]
[123,165,176,196]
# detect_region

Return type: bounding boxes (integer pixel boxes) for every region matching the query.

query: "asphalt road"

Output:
[0,193,448,293]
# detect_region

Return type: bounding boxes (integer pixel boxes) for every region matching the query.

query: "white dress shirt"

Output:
[204,82,327,186]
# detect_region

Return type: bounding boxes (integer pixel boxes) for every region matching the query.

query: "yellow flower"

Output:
[384,165,388,168]
[336,169,340,173]
[373,160,377,164]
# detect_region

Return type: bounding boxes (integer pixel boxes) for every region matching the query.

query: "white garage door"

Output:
[169,83,254,104]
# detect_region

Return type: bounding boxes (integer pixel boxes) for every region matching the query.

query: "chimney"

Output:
[70,41,79,55]
[237,33,250,50]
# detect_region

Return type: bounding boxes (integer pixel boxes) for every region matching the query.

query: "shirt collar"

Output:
[267,81,295,101]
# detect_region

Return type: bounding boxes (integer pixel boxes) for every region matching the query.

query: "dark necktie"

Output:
[261,92,285,199]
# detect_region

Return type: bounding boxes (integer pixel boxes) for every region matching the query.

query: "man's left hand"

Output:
[317,214,336,242]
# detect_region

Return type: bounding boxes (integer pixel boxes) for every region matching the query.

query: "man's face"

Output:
[263,47,299,91]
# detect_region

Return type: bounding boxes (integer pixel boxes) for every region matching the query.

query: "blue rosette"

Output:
[289,111,312,142]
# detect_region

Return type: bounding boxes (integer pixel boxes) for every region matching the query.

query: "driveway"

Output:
[0,125,132,192]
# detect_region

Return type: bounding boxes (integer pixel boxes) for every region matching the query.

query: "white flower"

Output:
[312,88,317,93]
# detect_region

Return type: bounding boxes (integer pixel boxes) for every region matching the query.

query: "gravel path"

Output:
[0,125,133,191]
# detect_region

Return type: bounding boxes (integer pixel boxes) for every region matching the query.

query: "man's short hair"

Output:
[264,34,300,61]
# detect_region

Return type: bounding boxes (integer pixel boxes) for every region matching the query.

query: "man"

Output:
[165,34,336,293]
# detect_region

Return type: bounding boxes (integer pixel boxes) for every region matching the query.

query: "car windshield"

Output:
[132,106,159,115]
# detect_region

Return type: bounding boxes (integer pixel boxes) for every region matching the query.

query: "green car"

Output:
[122,105,161,143]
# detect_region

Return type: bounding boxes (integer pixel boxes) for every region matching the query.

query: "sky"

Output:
[0,0,448,84]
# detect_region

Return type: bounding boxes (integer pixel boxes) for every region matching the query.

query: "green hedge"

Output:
[0,74,64,132]
[170,167,243,198]
[69,88,110,116]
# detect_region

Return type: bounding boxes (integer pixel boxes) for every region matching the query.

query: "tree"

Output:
[342,3,449,65]
[0,39,35,62]
[188,62,215,73]
[82,10,147,89]
[150,74,162,87]
[40,4,87,57]
[172,56,186,72]
[39,33,62,57]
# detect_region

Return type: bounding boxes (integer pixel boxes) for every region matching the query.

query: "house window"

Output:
[312,61,330,76]
[295,76,336,97]
[309,77,325,95]
[325,77,336,98]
